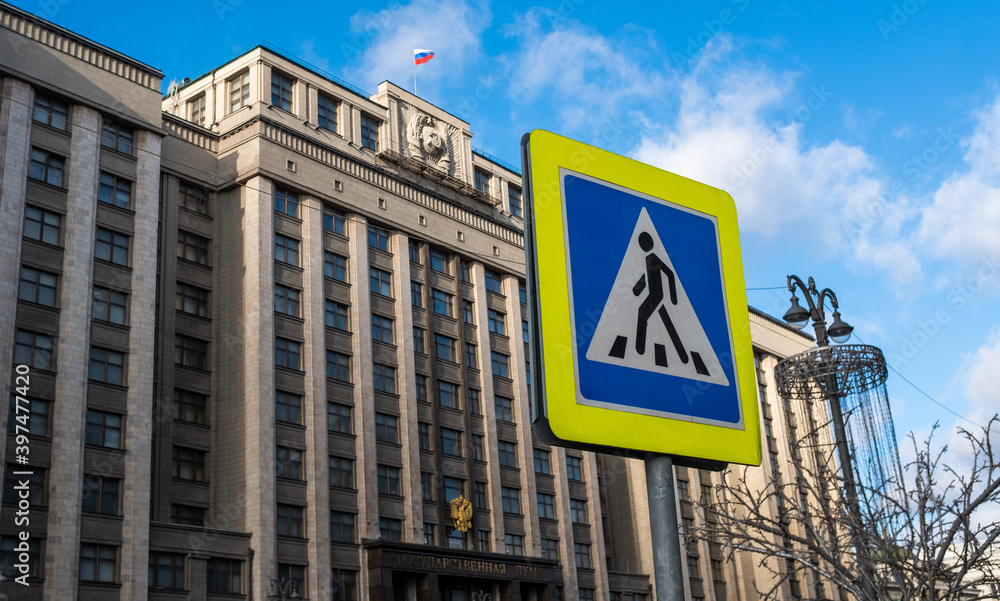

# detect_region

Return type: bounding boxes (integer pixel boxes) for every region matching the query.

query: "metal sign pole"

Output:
[645,453,685,601]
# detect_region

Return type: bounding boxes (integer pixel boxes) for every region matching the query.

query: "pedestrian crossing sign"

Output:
[521,130,760,466]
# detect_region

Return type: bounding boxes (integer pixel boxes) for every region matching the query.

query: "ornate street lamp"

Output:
[268,576,301,600]
[782,275,854,346]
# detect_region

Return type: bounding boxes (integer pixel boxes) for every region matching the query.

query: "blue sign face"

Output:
[562,170,743,428]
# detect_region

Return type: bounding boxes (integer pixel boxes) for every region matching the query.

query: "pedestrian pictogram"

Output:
[587,207,730,386]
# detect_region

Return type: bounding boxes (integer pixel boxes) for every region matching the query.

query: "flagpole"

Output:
[412,46,417,95]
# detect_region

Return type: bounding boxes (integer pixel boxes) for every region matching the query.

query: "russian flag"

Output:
[414,49,434,65]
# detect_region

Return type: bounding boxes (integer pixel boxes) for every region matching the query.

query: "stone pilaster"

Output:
[119,129,161,601]
[301,195,332,599]
[242,176,277,596]
[44,103,100,600]
[390,231,423,542]
[503,273,540,556]
[553,447,580,596]
[584,453,610,601]
[471,261,504,550]
[0,77,32,479]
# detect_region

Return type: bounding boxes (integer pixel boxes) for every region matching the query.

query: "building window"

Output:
[207,558,242,594]
[88,345,126,383]
[379,517,402,541]
[377,465,400,495]
[477,530,491,552]
[579,590,595,601]
[13,330,53,371]
[534,449,551,474]
[416,375,428,402]
[495,396,514,423]
[95,227,129,265]
[375,413,399,443]
[432,289,453,316]
[370,268,392,297]
[519,281,527,304]
[566,456,583,481]
[711,558,725,581]
[274,233,300,266]
[430,249,449,273]
[474,168,490,193]
[501,487,521,514]
[408,240,422,264]
[371,314,394,344]
[541,538,559,560]
[318,94,338,131]
[413,327,426,353]
[276,391,303,424]
[411,282,423,307]
[332,568,358,601]
[570,499,588,524]
[701,484,714,507]
[508,185,522,217]
[677,480,689,502]
[174,389,208,425]
[32,95,68,130]
[276,446,303,480]
[461,299,475,324]
[488,309,506,335]
[274,337,301,370]
[443,476,464,501]
[98,172,132,209]
[80,543,117,583]
[172,335,208,371]
[148,552,185,590]
[681,517,695,538]
[331,511,356,543]
[326,351,351,382]
[188,95,206,126]
[319,253,347,284]
[368,226,390,251]
[172,446,207,481]
[271,72,294,111]
[418,423,432,451]
[374,364,397,394]
[229,71,250,112]
[274,285,301,317]
[504,533,524,555]
[28,147,64,187]
[434,334,456,362]
[441,428,463,456]
[325,300,350,330]
[687,555,700,577]
[171,504,205,526]
[498,440,518,468]
[491,351,510,378]
[472,434,484,461]
[360,115,379,151]
[420,472,435,501]
[523,320,530,343]
[177,230,210,265]
[8,396,49,437]
[458,260,470,282]
[468,389,481,414]
[464,343,478,369]
[274,187,299,218]
[179,180,210,215]
[329,456,354,488]
[324,208,346,234]
[23,205,61,245]
[101,120,134,154]
[3,466,44,505]
[474,481,489,509]
[437,380,459,409]
[422,522,435,544]
[277,564,307,597]
[18,267,57,307]
[276,503,305,537]
[537,493,555,519]
[485,270,503,294]
[328,403,352,434]
[176,282,209,317]
[574,543,591,568]
[82,475,119,515]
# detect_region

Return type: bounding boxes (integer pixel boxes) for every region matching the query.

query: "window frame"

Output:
[229,71,251,113]
[32,95,68,130]
[271,71,295,112]
[274,233,301,266]
[23,205,61,246]
[369,267,392,297]
[100,119,134,155]
[177,230,211,266]
[318,94,339,132]
[360,114,379,151]
[98,171,132,210]
[95,227,129,266]
[18,266,58,307]
[28,147,65,187]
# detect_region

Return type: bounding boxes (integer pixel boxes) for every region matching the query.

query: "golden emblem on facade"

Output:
[449,495,473,533]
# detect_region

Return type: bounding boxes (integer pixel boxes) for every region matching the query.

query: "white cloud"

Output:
[959,325,1000,425]
[918,94,1000,262]
[341,0,492,95]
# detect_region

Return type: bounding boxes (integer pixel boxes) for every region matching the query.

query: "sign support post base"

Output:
[645,453,685,601]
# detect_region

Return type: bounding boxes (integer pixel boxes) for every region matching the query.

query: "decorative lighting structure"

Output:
[774,275,900,600]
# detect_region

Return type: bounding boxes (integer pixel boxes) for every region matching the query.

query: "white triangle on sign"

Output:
[584,207,729,386]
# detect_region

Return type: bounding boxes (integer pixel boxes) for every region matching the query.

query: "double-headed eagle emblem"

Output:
[449,495,473,533]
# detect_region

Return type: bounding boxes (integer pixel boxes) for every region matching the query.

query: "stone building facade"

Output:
[0,3,849,600]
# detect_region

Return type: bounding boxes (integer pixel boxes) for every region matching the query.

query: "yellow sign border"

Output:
[524,130,760,466]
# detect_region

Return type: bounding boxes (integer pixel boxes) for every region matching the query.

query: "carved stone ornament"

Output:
[449,494,473,533]
[407,113,452,172]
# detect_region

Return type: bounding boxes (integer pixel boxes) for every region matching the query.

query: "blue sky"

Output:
[17,0,1000,446]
